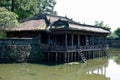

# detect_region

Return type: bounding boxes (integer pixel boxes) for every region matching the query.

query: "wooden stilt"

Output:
[59,53,61,62]
[78,52,80,61]
[74,52,77,61]
[99,50,101,58]
[51,53,53,62]
[87,51,90,59]
[71,53,73,62]
[55,52,58,63]
[101,50,102,57]
[48,53,50,63]
[64,52,67,62]
[92,51,94,58]
[67,53,69,62]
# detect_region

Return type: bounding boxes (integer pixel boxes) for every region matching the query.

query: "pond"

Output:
[0,48,120,80]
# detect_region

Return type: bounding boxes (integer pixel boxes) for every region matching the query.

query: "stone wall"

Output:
[0,38,43,63]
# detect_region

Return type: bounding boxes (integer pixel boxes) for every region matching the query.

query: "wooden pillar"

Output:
[65,33,68,48]
[98,37,100,45]
[71,34,74,46]
[92,36,95,45]
[102,37,104,46]
[78,34,80,48]
[39,33,41,49]
[38,33,42,49]
[86,35,88,46]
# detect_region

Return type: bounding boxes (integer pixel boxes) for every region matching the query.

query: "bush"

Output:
[0,45,44,63]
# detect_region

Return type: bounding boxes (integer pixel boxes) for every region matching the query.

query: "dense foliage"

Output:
[0,0,57,20]
[114,28,120,36]
[94,21,110,30]
[107,32,118,39]
[0,7,18,30]
[107,28,120,39]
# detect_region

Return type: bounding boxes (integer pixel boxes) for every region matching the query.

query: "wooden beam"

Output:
[51,30,108,37]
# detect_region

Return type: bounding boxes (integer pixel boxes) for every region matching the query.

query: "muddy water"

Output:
[0,52,120,80]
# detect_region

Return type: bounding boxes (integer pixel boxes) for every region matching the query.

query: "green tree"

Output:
[114,28,120,39]
[0,0,57,20]
[0,7,19,37]
[107,32,118,39]
[94,21,110,30]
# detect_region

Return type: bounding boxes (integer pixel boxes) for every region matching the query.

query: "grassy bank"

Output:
[108,47,120,56]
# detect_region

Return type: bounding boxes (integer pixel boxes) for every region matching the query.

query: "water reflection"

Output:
[87,58,120,80]
[0,57,120,80]
[64,57,109,80]
[106,59,120,80]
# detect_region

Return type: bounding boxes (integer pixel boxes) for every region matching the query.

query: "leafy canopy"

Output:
[114,28,120,36]
[0,7,19,30]
[107,28,120,40]
[0,0,57,20]
[94,21,110,30]
[107,32,118,39]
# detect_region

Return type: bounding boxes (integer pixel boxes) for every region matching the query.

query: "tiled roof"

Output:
[69,24,110,34]
[8,19,46,31]
[7,13,111,34]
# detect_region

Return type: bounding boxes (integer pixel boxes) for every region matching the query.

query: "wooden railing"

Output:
[0,38,39,45]
[41,44,108,52]
[41,44,65,52]
[79,45,103,51]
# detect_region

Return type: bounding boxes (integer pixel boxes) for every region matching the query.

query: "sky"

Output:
[54,0,120,32]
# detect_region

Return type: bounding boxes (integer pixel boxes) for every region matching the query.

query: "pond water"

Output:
[0,50,120,80]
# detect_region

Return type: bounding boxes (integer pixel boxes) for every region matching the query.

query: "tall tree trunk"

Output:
[11,0,14,12]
